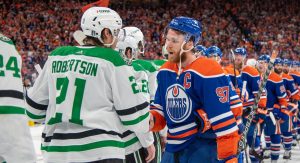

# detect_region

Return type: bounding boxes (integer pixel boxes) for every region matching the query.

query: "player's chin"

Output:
[168,53,178,63]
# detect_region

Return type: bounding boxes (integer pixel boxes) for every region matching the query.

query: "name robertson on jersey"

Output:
[52,59,98,76]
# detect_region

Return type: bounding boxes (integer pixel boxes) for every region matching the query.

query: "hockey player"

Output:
[281,59,300,158]
[116,35,156,163]
[0,33,36,163]
[259,57,289,162]
[205,46,243,130]
[150,16,239,163]
[194,44,207,58]
[288,61,300,143]
[118,26,166,163]
[25,7,151,163]
[232,48,267,163]
[118,26,158,102]
[206,46,245,163]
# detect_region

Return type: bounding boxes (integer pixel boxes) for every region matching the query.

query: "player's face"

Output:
[125,48,132,59]
[274,64,283,74]
[257,61,267,73]
[165,29,186,63]
[282,64,289,74]
[234,54,244,69]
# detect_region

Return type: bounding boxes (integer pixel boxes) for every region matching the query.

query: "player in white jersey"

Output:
[118,27,166,163]
[116,35,155,163]
[25,7,150,163]
[0,33,36,163]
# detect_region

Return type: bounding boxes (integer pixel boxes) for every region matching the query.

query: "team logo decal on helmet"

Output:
[166,16,202,46]
[81,7,122,46]
[206,46,222,58]
[234,47,247,57]
[166,84,192,123]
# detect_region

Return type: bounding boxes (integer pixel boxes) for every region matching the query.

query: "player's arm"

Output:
[197,61,239,161]
[112,63,150,133]
[135,132,154,149]
[286,79,300,101]
[148,71,158,102]
[149,72,166,132]
[25,60,50,123]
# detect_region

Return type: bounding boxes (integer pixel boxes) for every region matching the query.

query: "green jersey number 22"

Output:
[48,77,86,125]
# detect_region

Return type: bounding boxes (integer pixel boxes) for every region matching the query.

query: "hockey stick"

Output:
[73,30,86,46]
[34,64,42,74]
[231,49,239,88]
[238,50,278,152]
[250,123,264,161]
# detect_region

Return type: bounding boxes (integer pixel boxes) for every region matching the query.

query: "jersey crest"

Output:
[166,84,192,123]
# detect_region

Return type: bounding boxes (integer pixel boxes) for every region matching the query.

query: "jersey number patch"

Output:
[0,54,21,78]
[129,76,149,94]
[48,77,86,125]
[216,86,229,103]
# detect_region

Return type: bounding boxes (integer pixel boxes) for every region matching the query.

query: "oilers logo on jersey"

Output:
[166,84,192,123]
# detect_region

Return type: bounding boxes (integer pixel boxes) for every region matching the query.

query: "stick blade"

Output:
[270,50,279,62]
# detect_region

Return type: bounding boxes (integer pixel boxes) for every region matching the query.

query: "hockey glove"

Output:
[194,109,211,133]
[252,108,267,124]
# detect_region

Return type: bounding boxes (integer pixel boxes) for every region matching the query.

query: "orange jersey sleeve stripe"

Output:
[230,99,241,105]
[212,118,236,131]
[167,128,198,139]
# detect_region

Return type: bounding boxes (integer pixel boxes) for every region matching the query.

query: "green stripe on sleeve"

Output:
[0,106,25,114]
[121,112,149,126]
[26,110,46,119]
[41,140,125,152]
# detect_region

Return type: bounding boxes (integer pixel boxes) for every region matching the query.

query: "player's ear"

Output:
[101,28,112,41]
[184,40,194,50]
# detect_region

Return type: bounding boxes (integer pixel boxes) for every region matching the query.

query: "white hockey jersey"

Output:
[25,46,150,162]
[0,33,37,163]
[123,61,154,155]
[0,33,25,114]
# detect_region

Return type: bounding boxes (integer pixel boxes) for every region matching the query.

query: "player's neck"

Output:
[178,53,196,68]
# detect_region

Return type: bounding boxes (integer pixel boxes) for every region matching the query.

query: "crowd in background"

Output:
[0,0,299,84]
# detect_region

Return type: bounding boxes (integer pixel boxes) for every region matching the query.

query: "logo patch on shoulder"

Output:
[166,84,192,123]
[280,85,286,94]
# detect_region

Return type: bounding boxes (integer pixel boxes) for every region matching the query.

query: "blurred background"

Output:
[0,0,299,85]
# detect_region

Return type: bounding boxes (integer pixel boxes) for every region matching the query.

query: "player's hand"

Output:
[145,144,155,163]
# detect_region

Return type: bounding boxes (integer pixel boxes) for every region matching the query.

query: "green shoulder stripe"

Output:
[0,33,14,45]
[153,59,167,67]
[133,60,157,73]
[131,62,147,72]
[50,46,126,67]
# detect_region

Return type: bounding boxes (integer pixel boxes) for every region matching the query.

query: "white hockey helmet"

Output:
[246,58,257,67]
[81,7,122,47]
[116,36,139,65]
[118,26,145,56]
